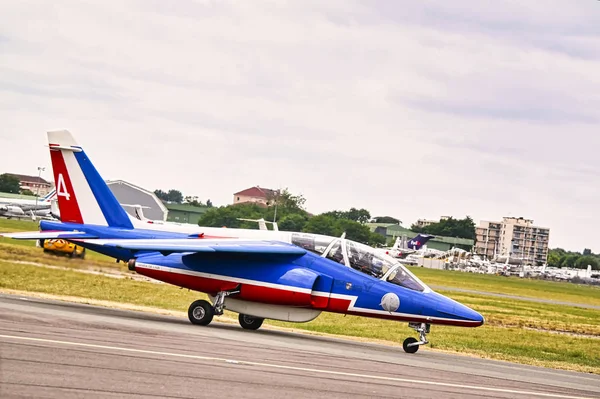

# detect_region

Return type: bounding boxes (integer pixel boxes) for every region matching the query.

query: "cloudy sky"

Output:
[1,1,599,251]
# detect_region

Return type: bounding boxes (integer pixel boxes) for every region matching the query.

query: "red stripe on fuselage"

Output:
[136,266,482,327]
[49,148,83,224]
[137,267,314,307]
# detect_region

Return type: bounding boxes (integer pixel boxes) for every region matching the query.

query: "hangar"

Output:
[106,180,168,221]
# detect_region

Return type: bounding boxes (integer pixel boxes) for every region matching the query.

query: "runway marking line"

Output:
[0,334,595,399]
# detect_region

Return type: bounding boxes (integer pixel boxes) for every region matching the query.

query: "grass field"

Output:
[1,217,599,374]
[410,267,600,307]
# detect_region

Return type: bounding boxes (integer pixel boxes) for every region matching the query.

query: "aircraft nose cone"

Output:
[454,302,485,326]
[430,292,485,326]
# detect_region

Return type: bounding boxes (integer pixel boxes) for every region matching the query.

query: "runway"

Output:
[1,293,599,398]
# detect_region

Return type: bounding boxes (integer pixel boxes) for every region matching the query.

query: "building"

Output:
[475,217,550,265]
[106,180,168,221]
[367,223,474,252]
[8,173,53,196]
[233,186,279,207]
[414,216,451,228]
[474,221,502,259]
[165,203,209,224]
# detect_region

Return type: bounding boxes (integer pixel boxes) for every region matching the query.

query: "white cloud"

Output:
[0,0,599,251]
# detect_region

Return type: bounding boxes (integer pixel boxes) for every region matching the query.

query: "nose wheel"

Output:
[403,322,430,353]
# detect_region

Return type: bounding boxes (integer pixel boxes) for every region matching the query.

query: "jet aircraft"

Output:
[2,130,485,353]
[376,233,435,259]
[0,189,56,218]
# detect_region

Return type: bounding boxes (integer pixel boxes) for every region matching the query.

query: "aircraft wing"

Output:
[74,238,307,256]
[0,230,98,240]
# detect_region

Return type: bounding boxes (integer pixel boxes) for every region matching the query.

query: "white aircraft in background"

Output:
[0,189,56,218]
[376,233,436,258]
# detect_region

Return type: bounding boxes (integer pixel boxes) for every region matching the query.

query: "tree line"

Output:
[154,189,213,207]
[195,189,391,246]
[410,216,476,240]
[547,248,600,270]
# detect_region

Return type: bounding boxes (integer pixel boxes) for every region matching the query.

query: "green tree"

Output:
[278,214,309,232]
[184,196,204,207]
[154,189,184,203]
[154,189,168,202]
[575,256,599,270]
[368,232,387,246]
[302,215,338,237]
[371,216,401,224]
[0,174,20,193]
[560,254,579,268]
[197,203,266,228]
[167,189,183,203]
[583,248,592,256]
[20,189,35,196]
[547,250,561,266]
[322,208,371,224]
[334,219,372,243]
[206,199,213,208]
[269,188,307,217]
[410,216,475,240]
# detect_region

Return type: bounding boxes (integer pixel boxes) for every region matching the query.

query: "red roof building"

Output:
[8,173,53,196]
[232,186,279,206]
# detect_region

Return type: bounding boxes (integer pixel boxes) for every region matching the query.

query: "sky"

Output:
[1,0,599,252]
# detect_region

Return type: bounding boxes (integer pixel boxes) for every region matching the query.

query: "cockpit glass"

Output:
[345,240,394,279]
[291,233,333,255]
[291,233,426,292]
[386,265,425,292]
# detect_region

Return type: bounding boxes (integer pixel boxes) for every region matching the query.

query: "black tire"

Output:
[403,337,419,353]
[238,313,264,330]
[188,300,214,326]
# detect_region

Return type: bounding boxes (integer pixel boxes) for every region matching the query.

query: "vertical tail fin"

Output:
[407,233,434,250]
[47,130,133,229]
[41,189,56,202]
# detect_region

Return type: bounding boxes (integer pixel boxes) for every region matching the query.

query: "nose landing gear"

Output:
[403,322,430,353]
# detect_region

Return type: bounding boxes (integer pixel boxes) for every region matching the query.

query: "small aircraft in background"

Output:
[376,233,435,259]
[0,189,56,218]
[2,130,484,353]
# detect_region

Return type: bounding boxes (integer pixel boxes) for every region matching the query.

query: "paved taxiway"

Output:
[1,293,599,399]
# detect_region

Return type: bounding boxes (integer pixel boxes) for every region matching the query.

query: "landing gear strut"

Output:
[187,286,241,326]
[403,322,430,354]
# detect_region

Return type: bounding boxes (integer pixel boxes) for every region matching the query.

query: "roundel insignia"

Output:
[380,293,400,313]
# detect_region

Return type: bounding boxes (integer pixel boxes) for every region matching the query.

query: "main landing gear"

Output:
[402,322,430,354]
[186,287,264,331]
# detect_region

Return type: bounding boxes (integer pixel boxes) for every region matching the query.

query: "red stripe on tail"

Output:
[49,148,84,224]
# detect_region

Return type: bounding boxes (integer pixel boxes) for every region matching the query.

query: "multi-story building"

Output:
[474,221,502,259]
[475,217,550,265]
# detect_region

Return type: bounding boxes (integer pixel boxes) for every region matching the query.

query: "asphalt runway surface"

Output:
[1,293,599,399]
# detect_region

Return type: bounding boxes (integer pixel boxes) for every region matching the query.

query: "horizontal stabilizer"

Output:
[0,230,98,240]
[74,238,307,256]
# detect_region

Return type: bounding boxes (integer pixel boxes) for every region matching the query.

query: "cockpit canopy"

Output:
[291,233,428,292]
